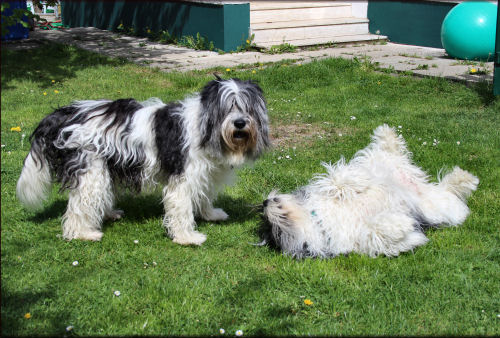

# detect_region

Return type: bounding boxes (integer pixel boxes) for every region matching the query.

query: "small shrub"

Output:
[266,43,297,55]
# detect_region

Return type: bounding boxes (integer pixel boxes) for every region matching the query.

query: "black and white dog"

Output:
[17,78,270,245]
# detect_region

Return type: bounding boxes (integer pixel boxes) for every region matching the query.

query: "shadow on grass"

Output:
[27,191,259,233]
[1,289,70,336]
[29,200,67,223]
[117,193,260,225]
[471,82,497,106]
[1,41,127,90]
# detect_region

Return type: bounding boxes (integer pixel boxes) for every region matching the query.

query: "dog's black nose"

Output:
[263,199,269,208]
[234,119,246,129]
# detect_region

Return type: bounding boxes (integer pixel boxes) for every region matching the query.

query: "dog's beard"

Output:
[221,115,258,162]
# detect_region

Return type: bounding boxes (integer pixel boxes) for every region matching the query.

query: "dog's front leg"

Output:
[162,177,207,246]
[198,167,231,222]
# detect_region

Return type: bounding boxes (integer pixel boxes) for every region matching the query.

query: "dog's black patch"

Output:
[30,103,91,190]
[153,103,187,178]
[30,99,147,191]
[89,98,143,136]
[258,216,280,250]
[413,213,440,231]
[99,99,146,191]
[199,79,223,149]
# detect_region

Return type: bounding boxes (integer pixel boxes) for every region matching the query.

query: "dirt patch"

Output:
[270,122,355,149]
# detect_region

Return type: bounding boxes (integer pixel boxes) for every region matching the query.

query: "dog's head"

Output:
[199,78,270,165]
[258,190,314,258]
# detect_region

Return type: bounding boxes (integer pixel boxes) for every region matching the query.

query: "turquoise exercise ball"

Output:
[441,1,497,60]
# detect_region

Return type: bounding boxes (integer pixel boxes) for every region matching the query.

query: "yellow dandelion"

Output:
[51,80,55,83]
[43,92,47,96]
[54,90,59,94]
[225,68,231,72]
[24,313,31,319]
[246,39,250,44]
[252,70,256,74]
[147,29,151,34]
[10,126,21,132]
[377,81,381,85]
[304,299,313,306]
[470,68,477,73]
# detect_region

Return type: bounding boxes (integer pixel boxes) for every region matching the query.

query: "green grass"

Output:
[2,42,500,336]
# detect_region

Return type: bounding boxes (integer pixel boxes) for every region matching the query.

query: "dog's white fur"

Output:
[17,78,269,245]
[261,125,479,258]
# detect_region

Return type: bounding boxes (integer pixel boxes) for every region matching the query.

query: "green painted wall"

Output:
[60,1,250,52]
[368,1,457,48]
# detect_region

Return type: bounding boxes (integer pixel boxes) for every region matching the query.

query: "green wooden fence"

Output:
[60,0,250,52]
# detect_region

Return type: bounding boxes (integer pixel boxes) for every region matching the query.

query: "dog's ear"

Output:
[213,72,222,81]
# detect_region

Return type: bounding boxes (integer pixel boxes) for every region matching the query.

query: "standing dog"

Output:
[260,125,478,258]
[17,78,270,245]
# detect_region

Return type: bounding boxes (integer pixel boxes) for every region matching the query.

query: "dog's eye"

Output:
[273,197,280,203]
[277,205,282,209]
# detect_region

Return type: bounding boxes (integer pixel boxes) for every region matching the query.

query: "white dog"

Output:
[17,77,270,245]
[260,125,478,258]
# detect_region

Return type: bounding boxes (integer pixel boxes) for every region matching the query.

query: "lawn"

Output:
[1,42,499,336]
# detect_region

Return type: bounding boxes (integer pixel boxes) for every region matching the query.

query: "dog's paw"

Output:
[105,209,124,221]
[202,208,229,222]
[66,231,103,241]
[172,231,207,246]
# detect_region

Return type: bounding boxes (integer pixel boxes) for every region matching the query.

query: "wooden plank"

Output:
[252,22,369,43]
[251,6,352,23]
[252,17,367,30]
[250,1,350,10]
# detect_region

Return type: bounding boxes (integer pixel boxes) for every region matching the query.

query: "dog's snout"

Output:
[263,199,269,208]
[234,119,246,129]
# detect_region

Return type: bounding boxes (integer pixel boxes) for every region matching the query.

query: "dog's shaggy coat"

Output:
[17,78,270,245]
[260,125,478,258]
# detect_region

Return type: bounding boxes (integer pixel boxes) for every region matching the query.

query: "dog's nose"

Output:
[234,119,246,129]
[263,199,269,208]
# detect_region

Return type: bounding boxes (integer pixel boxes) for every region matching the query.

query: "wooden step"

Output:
[250,1,351,10]
[256,34,388,48]
[252,17,368,30]
[252,20,369,44]
[251,5,352,23]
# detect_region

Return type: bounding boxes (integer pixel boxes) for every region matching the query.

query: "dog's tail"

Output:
[439,166,479,201]
[17,147,53,211]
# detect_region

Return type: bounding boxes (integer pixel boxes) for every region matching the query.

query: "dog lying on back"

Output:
[260,125,478,258]
[17,77,270,245]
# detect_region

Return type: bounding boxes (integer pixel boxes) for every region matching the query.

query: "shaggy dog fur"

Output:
[260,125,478,258]
[17,78,270,245]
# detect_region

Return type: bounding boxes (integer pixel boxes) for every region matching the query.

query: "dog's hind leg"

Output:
[415,167,478,227]
[364,212,429,257]
[62,158,114,241]
[439,166,479,201]
[371,124,408,156]
[162,177,207,246]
